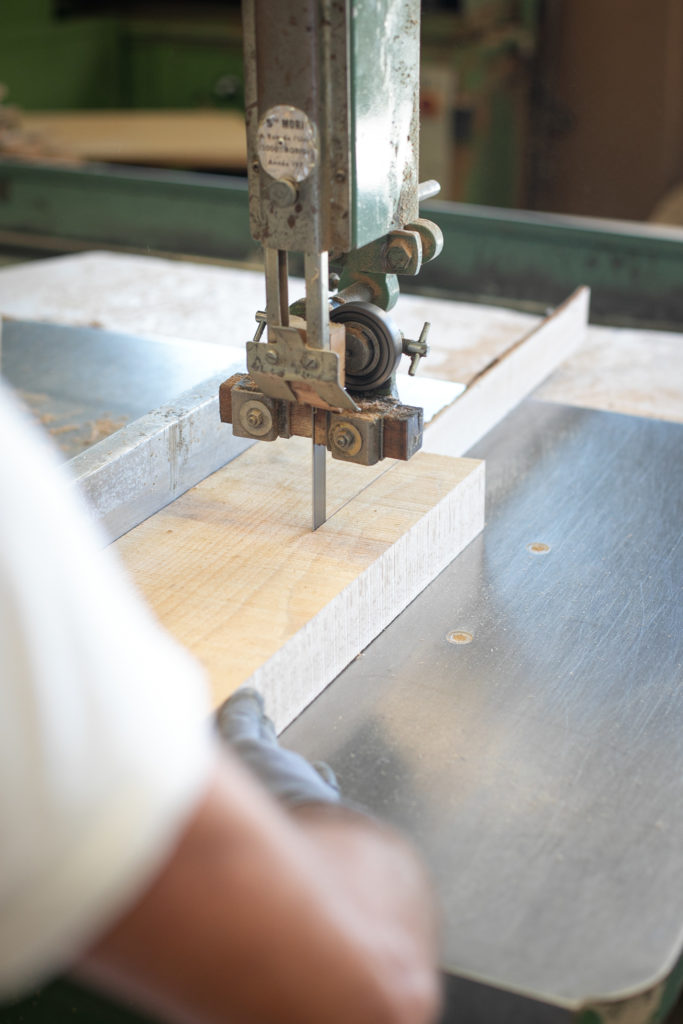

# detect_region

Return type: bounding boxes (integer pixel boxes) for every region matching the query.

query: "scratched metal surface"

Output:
[1,320,249,539]
[283,399,683,1017]
[1,319,238,455]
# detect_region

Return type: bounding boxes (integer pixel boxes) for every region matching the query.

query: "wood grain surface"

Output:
[115,436,484,730]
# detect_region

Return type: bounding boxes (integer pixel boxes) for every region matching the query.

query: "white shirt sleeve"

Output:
[0,381,218,998]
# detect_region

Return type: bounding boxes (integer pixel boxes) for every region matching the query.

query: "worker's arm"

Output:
[78,752,441,1024]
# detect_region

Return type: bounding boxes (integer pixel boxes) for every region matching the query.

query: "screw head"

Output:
[265,348,279,364]
[268,177,298,208]
[302,354,319,371]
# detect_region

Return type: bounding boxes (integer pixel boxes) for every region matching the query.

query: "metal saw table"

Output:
[285,396,683,1023]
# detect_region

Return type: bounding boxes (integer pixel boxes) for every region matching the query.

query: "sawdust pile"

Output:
[20,390,127,457]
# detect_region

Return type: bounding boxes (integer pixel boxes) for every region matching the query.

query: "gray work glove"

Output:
[215,687,342,808]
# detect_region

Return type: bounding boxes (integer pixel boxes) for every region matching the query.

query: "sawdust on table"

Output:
[84,415,128,445]
[18,390,128,456]
[46,415,128,457]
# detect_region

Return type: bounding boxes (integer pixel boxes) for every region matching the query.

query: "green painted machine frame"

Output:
[0,160,681,329]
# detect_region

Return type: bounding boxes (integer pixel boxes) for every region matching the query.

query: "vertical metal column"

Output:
[312,412,327,530]
[304,251,330,350]
[306,251,329,528]
[264,246,283,331]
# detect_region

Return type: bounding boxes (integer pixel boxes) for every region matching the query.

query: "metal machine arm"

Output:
[220,0,443,527]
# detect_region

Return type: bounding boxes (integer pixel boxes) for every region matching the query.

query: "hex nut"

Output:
[329,420,362,457]
[239,399,274,438]
[386,245,410,272]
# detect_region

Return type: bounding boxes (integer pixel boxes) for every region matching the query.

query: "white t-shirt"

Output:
[0,380,217,998]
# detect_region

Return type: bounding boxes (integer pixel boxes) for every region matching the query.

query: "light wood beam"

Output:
[116,438,484,731]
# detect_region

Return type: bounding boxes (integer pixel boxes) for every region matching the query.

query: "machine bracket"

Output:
[221,373,422,466]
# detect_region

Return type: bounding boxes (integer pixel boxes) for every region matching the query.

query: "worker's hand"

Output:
[215,687,342,808]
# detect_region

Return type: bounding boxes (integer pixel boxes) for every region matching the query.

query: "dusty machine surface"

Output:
[220,0,443,527]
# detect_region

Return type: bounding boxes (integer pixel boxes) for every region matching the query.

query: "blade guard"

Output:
[246,317,359,413]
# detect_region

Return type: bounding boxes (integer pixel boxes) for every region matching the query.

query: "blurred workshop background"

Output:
[1,0,682,226]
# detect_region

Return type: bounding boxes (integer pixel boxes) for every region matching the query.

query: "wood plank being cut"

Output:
[115,437,484,731]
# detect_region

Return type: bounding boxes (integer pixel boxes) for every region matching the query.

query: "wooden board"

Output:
[423,287,590,456]
[115,437,484,731]
[16,110,247,169]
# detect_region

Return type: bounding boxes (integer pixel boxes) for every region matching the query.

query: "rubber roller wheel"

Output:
[330,301,402,392]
